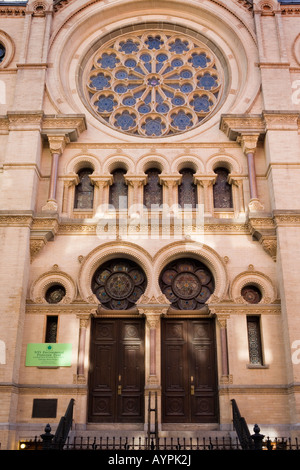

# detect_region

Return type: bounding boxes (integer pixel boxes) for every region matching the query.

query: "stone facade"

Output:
[0,0,300,450]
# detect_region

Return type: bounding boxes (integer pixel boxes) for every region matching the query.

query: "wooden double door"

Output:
[88,317,218,424]
[161,318,218,423]
[88,318,145,423]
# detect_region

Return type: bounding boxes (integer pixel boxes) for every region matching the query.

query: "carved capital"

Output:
[237,133,260,155]
[47,134,69,155]
[159,174,182,188]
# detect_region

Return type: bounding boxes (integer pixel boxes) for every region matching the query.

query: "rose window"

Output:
[92,259,147,310]
[159,259,215,310]
[85,31,222,137]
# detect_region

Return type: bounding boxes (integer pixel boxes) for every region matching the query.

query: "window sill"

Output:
[246,364,269,369]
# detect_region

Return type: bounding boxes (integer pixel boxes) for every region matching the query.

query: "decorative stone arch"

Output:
[0,30,15,69]
[136,154,170,174]
[30,266,77,304]
[230,269,277,304]
[171,155,205,174]
[102,154,135,175]
[153,241,229,303]
[65,153,101,175]
[206,153,242,175]
[77,241,154,303]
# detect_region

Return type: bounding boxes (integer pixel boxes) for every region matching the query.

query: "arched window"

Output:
[178,168,197,208]
[74,168,94,209]
[213,167,233,209]
[109,168,128,209]
[143,168,162,209]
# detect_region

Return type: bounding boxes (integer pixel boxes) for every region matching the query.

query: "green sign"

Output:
[25,343,72,367]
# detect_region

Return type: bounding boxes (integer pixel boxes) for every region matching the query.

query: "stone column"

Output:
[89,175,113,215]
[239,134,264,212]
[194,175,216,217]
[42,134,68,212]
[228,175,245,215]
[125,175,147,209]
[159,175,182,208]
[217,315,230,378]
[76,315,90,379]
[137,295,170,428]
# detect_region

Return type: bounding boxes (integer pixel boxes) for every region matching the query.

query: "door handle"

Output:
[118,384,122,395]
[191,385,195,396]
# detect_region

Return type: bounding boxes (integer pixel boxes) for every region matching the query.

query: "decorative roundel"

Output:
[85,30,222,137]
[0,43,5,64]
[159,259,214,310]
[45,284,66,304]
[92,259,147,310]
[241,285,262,304]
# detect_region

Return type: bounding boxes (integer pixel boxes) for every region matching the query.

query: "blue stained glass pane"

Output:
[128,74,142,80]
[123,96,136,106]
[156,103,170,114]
[119,39,139,54]
[98,53,119,69]
[171,59,183,68]
[146,35,163,50]
[172,95,185,106]
[134,89,145,99]
[125,58,137,68]
[163,88,174,98]
[144,91,152,104]
[155,91,164,104]
[90,73,110,90]
[143,118,165,136]
[141,53,151,62]
[168,83,180,90]
[96,96,116,112]
[162,66,174,75]
[191,95,213,112]
[189,53,210,69]
[115,70,128,80]
[115,84,128,94]
[157,53,168,62]
[198,73,218,90]
[180,83,194,94]
[169,39,189,54]
[115,111,136,130]
[180,69,193,79]
[138,104,151,114]
[171,111,193,130]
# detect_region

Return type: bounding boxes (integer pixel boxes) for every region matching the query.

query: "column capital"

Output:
[237,133,260,155]
[47,134,69,155]
[159,174,182,187]
[193,173,217,186]
[124,174,147,187]
[136,293,170,315]
[89,174,113,187]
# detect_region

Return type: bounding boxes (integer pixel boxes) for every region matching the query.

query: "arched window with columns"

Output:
[109,168,128,209]
[74,168,94,209]
[178,168,197,208]
[213,167,233,209]
[143,168,162,209]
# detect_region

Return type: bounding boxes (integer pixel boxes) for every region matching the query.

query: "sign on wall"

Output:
[25,343,72,367]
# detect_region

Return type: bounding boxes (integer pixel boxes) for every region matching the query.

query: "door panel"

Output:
[162,319,218,423]
[88,318,145,423]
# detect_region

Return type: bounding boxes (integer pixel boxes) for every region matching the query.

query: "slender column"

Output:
[77,315,89,378]
[239,134,264,212]
[218,315,230,377]
[195,175,216,216]
[42,134,68,212]
[159,175,182,208]
[125,175,147,208]
[90,175,113,214]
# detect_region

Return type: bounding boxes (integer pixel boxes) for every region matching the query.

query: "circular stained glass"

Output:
[92,259,147,310]
[45,284,66,304]
[85,30,222,137]
[241,285,262,304]
[159,258,214,310]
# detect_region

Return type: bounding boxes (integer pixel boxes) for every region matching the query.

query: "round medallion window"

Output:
[84,29,223,137]
[241,285,262,304]
[92,259,147,310]
[45,284,66,304]
[159,259,214,310]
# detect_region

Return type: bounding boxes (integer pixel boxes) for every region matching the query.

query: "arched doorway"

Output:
[159,258,219,423]
[88,259,147,423]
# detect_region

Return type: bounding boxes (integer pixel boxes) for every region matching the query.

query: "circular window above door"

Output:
[82,27,224,137]
[159,258,215,310]
[92,259,147,310]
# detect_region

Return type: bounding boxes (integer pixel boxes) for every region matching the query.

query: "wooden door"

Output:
[88,318,145,423]
[161,319,218,423]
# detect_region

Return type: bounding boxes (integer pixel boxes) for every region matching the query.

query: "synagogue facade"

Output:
[0,0,300,450]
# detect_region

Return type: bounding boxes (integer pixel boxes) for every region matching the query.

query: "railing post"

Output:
[41,423,54,450]
[251,424,265,450]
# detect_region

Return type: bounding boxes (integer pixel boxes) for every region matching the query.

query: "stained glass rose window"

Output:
[85,30,222,137]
